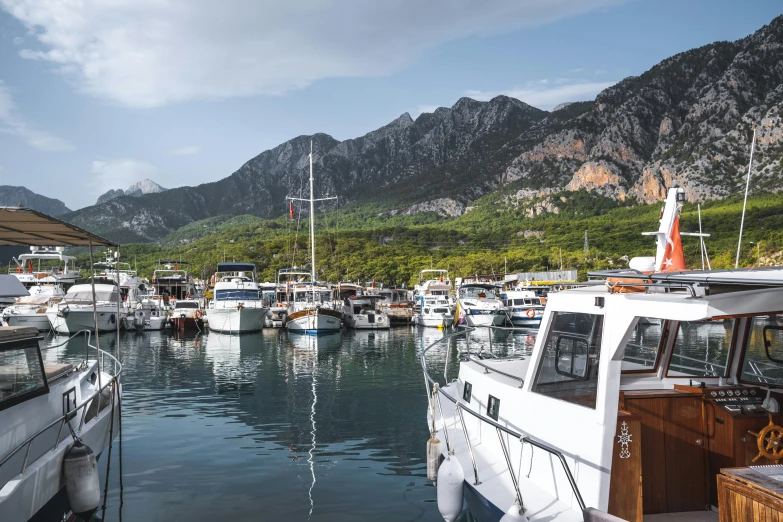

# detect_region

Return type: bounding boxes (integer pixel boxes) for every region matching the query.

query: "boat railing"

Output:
[420,326,587,512]
[0,330,122,482]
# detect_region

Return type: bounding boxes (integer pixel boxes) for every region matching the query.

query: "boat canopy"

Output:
[0,275,29,298]
[217,262,256,273]
[0,207,116,247]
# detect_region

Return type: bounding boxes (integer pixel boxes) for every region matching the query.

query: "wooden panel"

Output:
[608,413,643,522]
[718,470,783,522]
[622,396,667,513]
[664,396,708,512]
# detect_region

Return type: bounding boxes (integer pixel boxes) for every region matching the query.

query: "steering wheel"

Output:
[749,413,783,462]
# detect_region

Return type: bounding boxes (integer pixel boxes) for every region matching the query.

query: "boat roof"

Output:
[217,262,256,272]
[460,283,497,290]
[0,207,116,247]
[0,275,29,298]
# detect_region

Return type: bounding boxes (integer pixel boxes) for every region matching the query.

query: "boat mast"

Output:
[309,141,317,306]
[735,126,757,268]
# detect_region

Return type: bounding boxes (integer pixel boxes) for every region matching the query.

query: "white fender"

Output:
[436,453,464,522]
[500,502,529,522]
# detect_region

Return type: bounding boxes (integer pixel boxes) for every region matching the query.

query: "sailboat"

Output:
[285,142,342,334]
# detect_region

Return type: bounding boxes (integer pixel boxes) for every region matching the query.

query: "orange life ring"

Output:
[194,310,203,320]
[526,308,536,319]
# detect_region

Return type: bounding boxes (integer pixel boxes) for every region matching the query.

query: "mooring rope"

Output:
[100,380,117,520]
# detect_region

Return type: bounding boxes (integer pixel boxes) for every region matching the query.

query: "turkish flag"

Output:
[289,201,295,220]
[659,217,686,272]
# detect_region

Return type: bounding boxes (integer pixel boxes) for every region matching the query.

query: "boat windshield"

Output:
[460,286,497,299]
[65,289,118,302]
[666,320,734,377]
[294,290,332,304]
[622,318,665,372]
[0,341,46,410]
[215,289,260,301]
[175,302,199,309]
[741,314,783,384]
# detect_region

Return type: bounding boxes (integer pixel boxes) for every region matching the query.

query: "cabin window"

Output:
[740,314,783,384]
[463,381,472,403]
[531,311,604,409]
[621,318,666,372]
[487,395,500,420]
[0,342,48,411]
[667,320,734,377]
[215,289,260,301]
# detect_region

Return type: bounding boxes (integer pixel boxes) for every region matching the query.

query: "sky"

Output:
[0,0,780,211]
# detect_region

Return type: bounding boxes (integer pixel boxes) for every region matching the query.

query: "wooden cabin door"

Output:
[622,391,708,514]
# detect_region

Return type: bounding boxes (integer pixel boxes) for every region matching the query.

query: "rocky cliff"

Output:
[62,15,783,243]
[97,179,167,205]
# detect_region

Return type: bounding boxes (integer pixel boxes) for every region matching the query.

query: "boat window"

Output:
[740,314,783,384]
[621,318,666,372]
[463,381,472,403]
[0,342,48,411]
[513,299,523,306]
[667,320,734,377]
[175,302,199,309]
[65,289,118,302]
[531,311,604,409]
[215,289,260,301]
[434,308,449,314]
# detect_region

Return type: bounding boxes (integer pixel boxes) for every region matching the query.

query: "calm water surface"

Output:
[40,327,534,522]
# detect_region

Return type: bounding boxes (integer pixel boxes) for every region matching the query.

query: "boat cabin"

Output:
[153,260,196,300]
[499,289,543,308]
[445,268,783,521]
[458,283,499,301]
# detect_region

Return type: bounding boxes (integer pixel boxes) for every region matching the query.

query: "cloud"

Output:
[169,146,200,156]
[12,36,23,46]
[0,80,73,151]
[1,0,619,108]
[90,159,157,196]
[465,79,617,110]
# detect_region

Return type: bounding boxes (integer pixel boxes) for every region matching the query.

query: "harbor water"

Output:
[38,327,534,521]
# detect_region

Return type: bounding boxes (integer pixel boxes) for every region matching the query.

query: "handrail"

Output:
[467,355,525,387]
[420,327,587,512]
[0,330,122,478]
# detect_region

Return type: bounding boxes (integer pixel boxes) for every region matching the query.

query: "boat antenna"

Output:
[309,140,316,305]
[698,204,705,271]
[735,125,757,268]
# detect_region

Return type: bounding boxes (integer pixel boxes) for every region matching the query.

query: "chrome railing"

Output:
[421,327,587,512]
[0,330,122,480]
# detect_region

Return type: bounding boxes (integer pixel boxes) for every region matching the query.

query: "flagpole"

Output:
[735,126,757,269]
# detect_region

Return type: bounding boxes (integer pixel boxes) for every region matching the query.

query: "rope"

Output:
[118,380,124,513]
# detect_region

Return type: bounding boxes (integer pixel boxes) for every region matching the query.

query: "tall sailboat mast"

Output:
[309,141,317,305]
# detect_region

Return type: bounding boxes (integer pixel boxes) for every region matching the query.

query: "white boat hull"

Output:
[344,312,390,329]
[286,310,342,333]
[414,314,454,328]
[464,310,506,327]
[5,313,51,331]
[208,306,266,333]
[47,309,121,334]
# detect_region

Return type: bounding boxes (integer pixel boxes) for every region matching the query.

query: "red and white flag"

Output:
[659,216,686,272]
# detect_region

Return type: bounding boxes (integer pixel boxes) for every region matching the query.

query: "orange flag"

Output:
[289,201,295,220]
[659,217,686,272]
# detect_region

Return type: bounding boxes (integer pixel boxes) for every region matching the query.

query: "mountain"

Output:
[62,15,783,243]
[96,179,167,205]
[0,186,71,216]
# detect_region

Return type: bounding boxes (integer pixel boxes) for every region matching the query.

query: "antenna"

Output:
[698,204,705,271]
[736,126,757,268]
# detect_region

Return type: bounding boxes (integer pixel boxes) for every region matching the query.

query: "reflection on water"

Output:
[42,328,443,521]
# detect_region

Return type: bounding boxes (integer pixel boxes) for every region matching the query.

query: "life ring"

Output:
[526,308,536,319]
[194,310,203,320]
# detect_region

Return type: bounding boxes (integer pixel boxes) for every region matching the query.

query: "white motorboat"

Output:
[342,295,390,329]
[0,327,121,522]
[420,185,783,522]
[265,268,311,327]
[413,294,454,328]
[168,299,203,331]
[123,297,169,331]
[8,246,80,288]
[2,284,64,331]
[151,260,198,310]
[284,142,341,334]
[455,283,506,327]
[207,262,267,333]
[371,287,414,325]
[46,283,127,334]
[93,253,147,308]
[413,269,454,307]
[286,283,343,333]
[500,289,544,328]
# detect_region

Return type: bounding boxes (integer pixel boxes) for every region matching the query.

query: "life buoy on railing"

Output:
[526,308,535,319]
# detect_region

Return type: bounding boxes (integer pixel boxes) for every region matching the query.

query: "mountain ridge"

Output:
[96,179,167,205]
[61,14,783,244]
[0,186,71,216]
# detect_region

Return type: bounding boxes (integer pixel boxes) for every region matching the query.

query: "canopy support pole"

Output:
[88,237,102,408]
